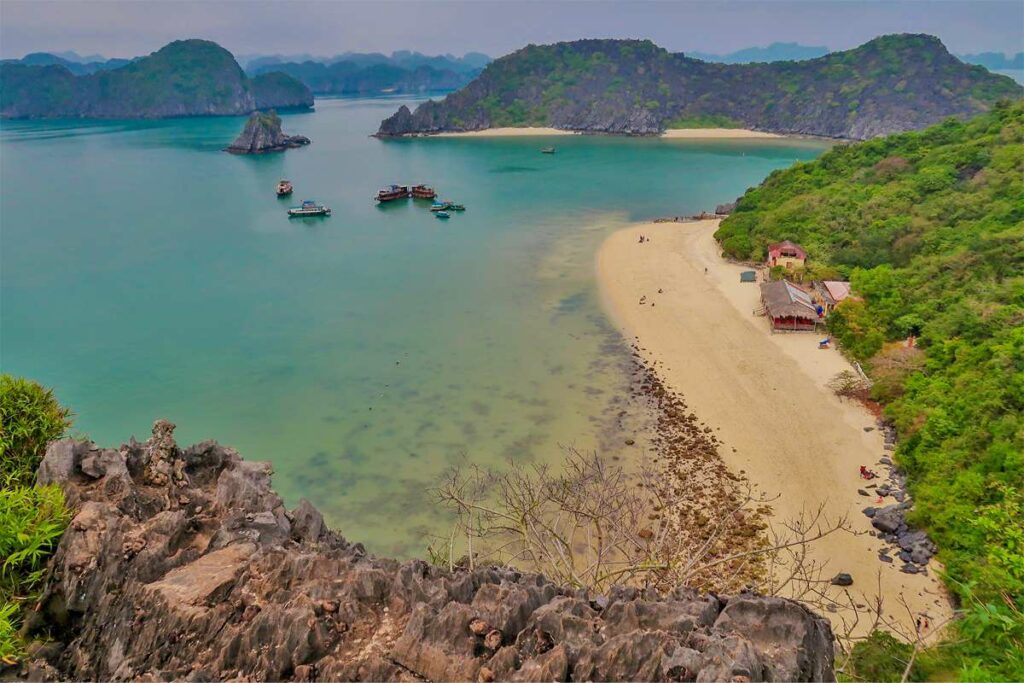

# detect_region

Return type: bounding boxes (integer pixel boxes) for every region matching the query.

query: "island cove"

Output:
[376,34,1021,139]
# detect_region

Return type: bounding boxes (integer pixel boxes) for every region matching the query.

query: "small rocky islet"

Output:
[225,110,311,154]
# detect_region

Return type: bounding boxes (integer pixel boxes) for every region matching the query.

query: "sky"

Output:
[1,0,1022,60]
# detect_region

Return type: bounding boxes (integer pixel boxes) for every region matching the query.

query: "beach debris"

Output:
[830,573,854,587]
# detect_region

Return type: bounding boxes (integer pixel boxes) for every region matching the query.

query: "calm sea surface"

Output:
[1,96,827,556]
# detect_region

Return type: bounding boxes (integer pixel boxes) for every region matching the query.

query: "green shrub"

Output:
[0,376,72,663]
[0,375,72,486]
[844,630,920,682]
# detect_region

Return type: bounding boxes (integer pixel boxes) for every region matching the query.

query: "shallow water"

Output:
[0,96,827,556]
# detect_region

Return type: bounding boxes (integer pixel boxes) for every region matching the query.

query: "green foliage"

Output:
[664,113,741,129]
[716,102,1024,680]
[0,375,72,663]
[0,375,72,487]
[844,630,920,682]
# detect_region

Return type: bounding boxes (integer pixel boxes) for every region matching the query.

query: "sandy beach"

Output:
[597,219,951,635]
[434,127,578,137]
[661,128,782,139]
[433,127,782,139]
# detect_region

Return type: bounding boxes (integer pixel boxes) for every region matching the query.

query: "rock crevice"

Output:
[24,421,835,681]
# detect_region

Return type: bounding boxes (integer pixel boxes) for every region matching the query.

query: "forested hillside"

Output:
[377,34,1022,138]
[716,101,1024,678]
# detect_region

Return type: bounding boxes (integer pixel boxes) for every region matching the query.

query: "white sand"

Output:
[661,128,782,139]
[433,127,577,137]
[433,127,782,139]
[597,219,951,635]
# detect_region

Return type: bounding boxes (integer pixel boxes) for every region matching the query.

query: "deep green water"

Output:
[1,97,827,556]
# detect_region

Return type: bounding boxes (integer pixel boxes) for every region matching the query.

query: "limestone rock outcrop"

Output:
[22,422,836,681]
[225,110,311,154]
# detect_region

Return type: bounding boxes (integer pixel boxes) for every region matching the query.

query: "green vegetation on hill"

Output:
[716,101,1024,679]
[0,39,312,119]
[0,376,72,662]
[378,34,1023,139]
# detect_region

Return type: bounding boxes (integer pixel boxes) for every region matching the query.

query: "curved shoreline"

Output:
[596,219,952,634]
[427,127,786,139]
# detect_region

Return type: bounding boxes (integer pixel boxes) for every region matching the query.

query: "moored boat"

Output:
[430,201,452,212]
[448,203,466,211]
[288,200,331,217]
[541,147,556,154]
[375,185,409,202]
[276,179,293,196]
[434,211,451,219]
[410,184,437,199]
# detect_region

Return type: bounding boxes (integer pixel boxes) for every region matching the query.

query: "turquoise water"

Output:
[1,97,827,556]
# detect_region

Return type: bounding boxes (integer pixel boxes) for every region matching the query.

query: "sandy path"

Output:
[597,219,951,635]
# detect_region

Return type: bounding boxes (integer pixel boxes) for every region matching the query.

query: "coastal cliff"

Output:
[376,34,1023,139]
[20,421,835,681]
[225,110,311,153]
[0,40,313,119]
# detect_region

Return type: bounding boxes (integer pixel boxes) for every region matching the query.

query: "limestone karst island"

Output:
[1,1,1022,681]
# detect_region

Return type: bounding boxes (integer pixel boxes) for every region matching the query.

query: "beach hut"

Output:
[740,270,757,283]
[760,280,820,332]
[811,280,851,314]
[766,241,807,269]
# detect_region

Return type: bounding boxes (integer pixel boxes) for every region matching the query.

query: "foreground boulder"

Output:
[23,421,835,681]
[225,110,311,154]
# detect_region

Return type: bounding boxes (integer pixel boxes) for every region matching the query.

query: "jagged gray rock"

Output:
[225,110,311,154]
[23,422,836,681]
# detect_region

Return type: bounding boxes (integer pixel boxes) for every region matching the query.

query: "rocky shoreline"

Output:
[14,421,836,681]
[860,420,937,575]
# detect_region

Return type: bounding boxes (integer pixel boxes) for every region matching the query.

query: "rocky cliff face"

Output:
[225,110,311,153]
[376,34,1023,139]
[21,422,836,682]
[0,40,312,119]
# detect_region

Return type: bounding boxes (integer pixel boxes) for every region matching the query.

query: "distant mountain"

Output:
[251,60,477,95]
[957,51,1024,70]
[1,52,132,75]
[688,42,829,64]
[0,39,313,119]
[247,51,491,95]
[377,34,1023,140]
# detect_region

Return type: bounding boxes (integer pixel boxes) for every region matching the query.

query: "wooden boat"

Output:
[541,147,556,154]
[430,201,452,212]
[434,211,451,219]
[276,180,293,196]
[410,184,437,199]
[448,203,466,211]
[288,200,331,217]
[375,185,409,202]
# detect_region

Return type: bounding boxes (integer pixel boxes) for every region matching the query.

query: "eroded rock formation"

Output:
[22,422,836,681]
[225,110,311,154]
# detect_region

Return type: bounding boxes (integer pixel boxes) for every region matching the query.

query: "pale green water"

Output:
[1,97,827,556]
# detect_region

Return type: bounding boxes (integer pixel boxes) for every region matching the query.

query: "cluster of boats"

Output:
[374,184,438,202]
[277,179,331,217]
[274,179,465,221]
[375,183,466,220]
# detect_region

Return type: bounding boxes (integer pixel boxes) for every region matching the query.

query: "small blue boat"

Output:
[434,211,451,219]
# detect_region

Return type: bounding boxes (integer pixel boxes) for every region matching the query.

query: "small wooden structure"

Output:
[739,270,757,283]
[811,280,851,314]
[766,240,807,269]
[760,280,820,332]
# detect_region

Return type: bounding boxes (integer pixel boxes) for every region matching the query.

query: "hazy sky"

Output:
[2,0,1022,60]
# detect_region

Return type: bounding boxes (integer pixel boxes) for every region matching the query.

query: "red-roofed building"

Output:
[766,241,807,269]
[812,280,852,313]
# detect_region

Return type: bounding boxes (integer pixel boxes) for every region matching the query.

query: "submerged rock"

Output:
[225,109,311,154]
[23,423,836,681]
